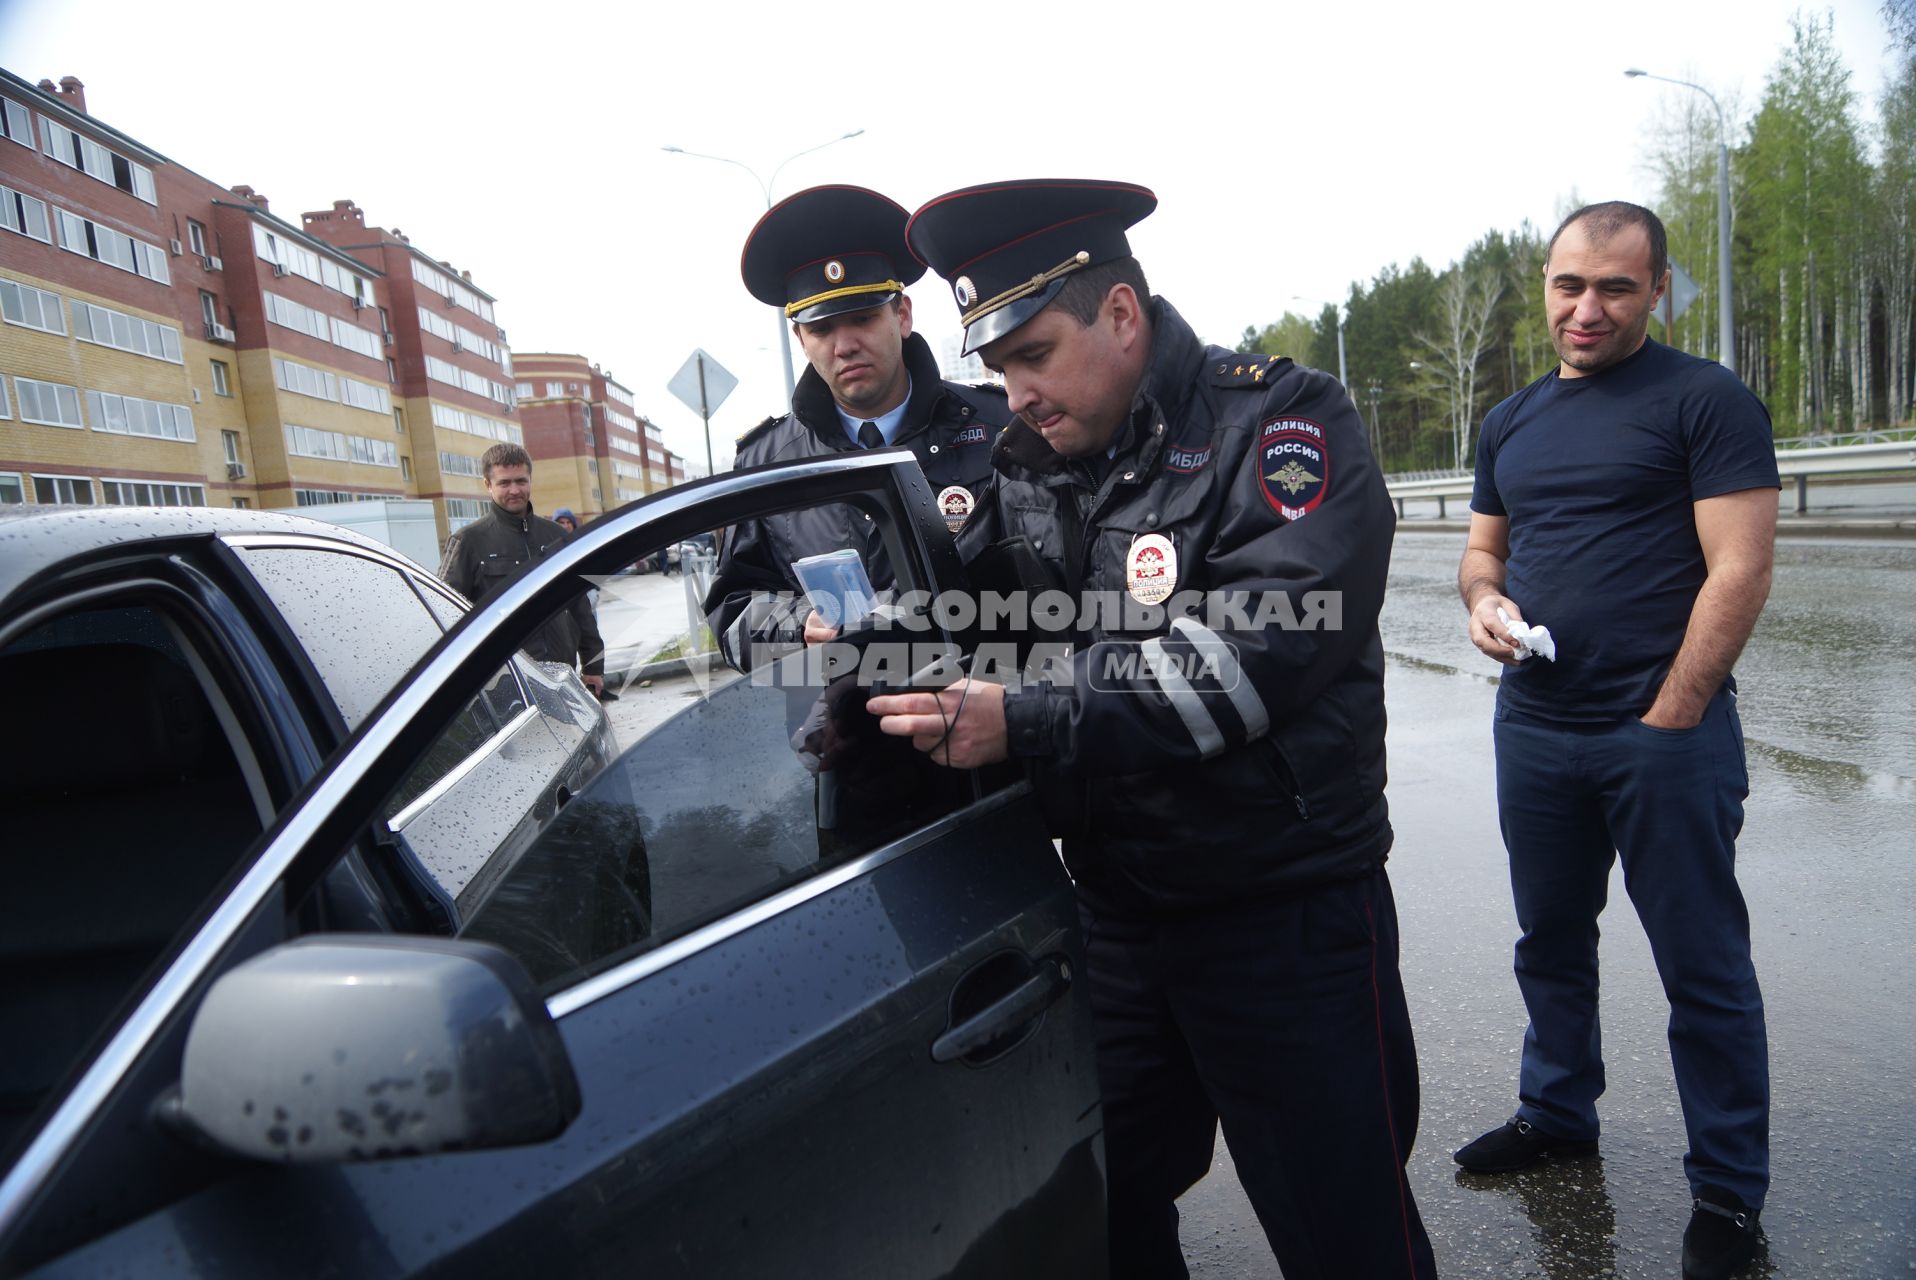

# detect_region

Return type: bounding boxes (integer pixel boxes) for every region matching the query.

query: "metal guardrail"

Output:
[1774,426,1916,450]
[1385,435,1916,517]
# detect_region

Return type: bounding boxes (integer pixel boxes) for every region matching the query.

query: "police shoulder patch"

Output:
[1256,415,1330,520]
[1213,354,1291,388]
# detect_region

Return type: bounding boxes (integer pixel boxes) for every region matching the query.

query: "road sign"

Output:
[667,349,737,419]
[668,349,739,478]
[1664,261,1702,326]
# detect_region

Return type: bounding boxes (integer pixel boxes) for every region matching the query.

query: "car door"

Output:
[2,453,1104,1278]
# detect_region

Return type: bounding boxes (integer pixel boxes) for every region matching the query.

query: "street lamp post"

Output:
[1625,68,1735,374]
[661,129,866,408]
[1292,294,1348,390]
[1363,378,1384,460]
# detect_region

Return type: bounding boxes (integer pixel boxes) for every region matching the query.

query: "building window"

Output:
[84,390,195,442]
[102,479,205,506]
[200,290,218,329]
[393,407,405,435]
[0,378,9,418]
[284,424,397,467]
[32,474,95,504]
[0,278,65,334]
[40,117,156,203]
[222,430,242,467]
[400,456,413,482]
[15,377,85,428]
[232,497,251,509]
[0,184,52,243]
[70,298,180,362]
[0,97,33,147]
[211,360,231,396]
[0,472,24,503]
[294,489,385,506]
[56,209,169,283]
[187,219,207,255]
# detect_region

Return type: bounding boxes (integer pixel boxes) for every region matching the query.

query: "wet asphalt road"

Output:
[1177,531,1916,1278]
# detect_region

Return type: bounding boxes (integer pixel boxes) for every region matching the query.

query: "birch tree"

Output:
[1414,259,1505,470]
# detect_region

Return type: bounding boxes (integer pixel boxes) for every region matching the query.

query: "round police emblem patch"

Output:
[954,276,976,309]
[1257,417,1330,521]
[936,485,974,533]
[1126,532,1178,605]
[824,259,846,283]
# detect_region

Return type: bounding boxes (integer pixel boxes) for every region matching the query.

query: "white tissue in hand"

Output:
[1497,607,1557,662]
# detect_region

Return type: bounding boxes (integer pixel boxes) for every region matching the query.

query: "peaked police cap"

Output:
[740,185,925,324]
[905,179,1157,355]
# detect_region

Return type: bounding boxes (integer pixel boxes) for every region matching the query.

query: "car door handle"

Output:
[931,956,1071,1065]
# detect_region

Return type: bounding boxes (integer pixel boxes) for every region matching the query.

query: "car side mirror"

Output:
[177,935,580,1162]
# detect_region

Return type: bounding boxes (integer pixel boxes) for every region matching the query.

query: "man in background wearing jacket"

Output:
[876,179,1435,1279]
[441,442,604,696]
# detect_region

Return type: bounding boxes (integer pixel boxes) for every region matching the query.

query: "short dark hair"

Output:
[1547,201,1668,283]
[482,442,532,480]
[1049,256,1152,327]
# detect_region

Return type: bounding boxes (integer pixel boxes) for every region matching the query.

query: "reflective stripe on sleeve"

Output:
[1140,636,1226,758]
[1171,616,1271,741]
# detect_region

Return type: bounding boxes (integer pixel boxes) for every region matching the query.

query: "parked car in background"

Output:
[0,454,1101,1277]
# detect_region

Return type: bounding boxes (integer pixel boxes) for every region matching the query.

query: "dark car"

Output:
[0,454,1103,1277]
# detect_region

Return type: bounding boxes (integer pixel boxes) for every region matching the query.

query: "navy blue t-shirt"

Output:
[1472,339,1778,722]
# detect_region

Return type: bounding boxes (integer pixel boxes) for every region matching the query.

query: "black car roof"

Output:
[0,505,424,610]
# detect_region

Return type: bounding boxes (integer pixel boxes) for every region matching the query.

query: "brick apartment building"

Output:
[512,352,685,522]
[1,69,678,547]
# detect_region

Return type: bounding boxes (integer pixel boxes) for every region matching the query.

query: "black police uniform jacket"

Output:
[440,501,605,676]
[956,299,1395,910]
[705,331,1007,669]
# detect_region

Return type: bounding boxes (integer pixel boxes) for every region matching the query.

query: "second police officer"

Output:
[703,185,1007,669]
[873,179,1437,1279]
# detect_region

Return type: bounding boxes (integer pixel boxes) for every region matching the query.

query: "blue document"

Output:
[791,549,877,629]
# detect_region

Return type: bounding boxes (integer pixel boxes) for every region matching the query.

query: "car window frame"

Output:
[0,453,967,1253]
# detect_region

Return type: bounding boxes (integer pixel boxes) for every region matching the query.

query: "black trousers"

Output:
[1083,868,1436,1279]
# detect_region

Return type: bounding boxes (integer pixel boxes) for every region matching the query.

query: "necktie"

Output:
[858,421,884,450]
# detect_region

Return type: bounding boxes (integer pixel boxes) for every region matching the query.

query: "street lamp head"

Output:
[660,145,685,153]
[841,129,865,140]
[1624,68,1647,77]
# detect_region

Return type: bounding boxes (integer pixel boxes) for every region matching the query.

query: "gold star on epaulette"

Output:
[1252,364,1266,382]
[1234,365,1245,376]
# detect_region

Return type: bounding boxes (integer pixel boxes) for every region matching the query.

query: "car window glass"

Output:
[377,497,1013,992]
[234,546,443,730]
[0,602,263,1156]
[382,663,527,822]
[381,578,534,825]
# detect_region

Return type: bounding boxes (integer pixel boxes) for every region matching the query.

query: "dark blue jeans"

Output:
[1494,685,1769,1209]
[1084,869,1437,1279]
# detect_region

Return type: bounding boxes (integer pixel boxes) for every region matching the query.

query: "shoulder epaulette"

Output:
[735,414,781,446]
[1211,354,1292,388]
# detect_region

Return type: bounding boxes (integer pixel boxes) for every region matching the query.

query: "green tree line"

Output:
[1241,6,1916,474]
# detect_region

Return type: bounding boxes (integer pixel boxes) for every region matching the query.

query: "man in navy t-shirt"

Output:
[1452,202,1779,1280]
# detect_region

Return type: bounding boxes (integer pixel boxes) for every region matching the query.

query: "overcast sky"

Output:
[1,0,1903,474]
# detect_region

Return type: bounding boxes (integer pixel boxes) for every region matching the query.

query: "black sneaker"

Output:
[1453,1116,1598,1172]
[1682,1187,1761,1279]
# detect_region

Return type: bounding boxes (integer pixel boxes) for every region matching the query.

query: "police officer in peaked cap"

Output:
[703,184,1008,672]
[872,179,1436,1278]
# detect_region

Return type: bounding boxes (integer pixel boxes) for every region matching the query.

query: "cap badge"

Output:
[954,276,976,308]
[1126,533,1178,605]
[824,259,846,283]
